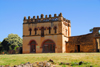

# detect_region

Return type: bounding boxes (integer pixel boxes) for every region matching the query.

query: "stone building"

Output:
[23,13,100,53]
[66,27,100,52]
[23,13,71,53]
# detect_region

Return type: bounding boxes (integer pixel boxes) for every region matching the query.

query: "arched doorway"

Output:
[29,40,37,53]
[42,40,55,53]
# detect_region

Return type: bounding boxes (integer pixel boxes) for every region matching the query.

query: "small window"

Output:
[48,27,51,34]
[34,28,37,35]
[54,26,57,34]
[99,30,100,34]
[29,28,32,35]
[55,28,56,33]
[41,27,44,37]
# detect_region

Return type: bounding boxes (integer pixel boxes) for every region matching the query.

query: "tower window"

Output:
[54,26,57,34]
[48,27,51,34]
[34,28,37,35]
[29,28,32,35]
[41,27,44,37]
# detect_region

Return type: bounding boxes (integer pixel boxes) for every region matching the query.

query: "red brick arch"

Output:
[41,39,56,48]
[28,40,37,45]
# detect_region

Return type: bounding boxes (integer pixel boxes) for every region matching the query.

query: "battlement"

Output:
[23,13,70,23]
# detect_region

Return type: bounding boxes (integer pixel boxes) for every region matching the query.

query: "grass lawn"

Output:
[0,53,100,67]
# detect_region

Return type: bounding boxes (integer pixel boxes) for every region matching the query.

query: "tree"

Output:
[0,41,1,46]
[90,29,93,33]
[0,41,3,52]
[1,33,22,51]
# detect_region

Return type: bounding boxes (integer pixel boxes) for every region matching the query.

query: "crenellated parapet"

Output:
[23,13,70,24]
[63,18,71,27]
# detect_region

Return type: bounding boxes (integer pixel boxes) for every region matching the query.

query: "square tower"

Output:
[23,13,71,53]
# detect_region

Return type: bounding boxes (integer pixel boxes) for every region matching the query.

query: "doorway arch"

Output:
[41,39,56,53]
[29,40,37,53]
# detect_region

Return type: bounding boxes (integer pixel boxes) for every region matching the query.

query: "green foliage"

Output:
[0,41,2,47]
[4,33,22,47]
[0,41,3,52]
[1,40,10,51]
[0,53,99,66]
[0,33,22,52]
[14,46,19,51]
[0,43,2,47]
[62,65,66,67]
[90,29,93,32]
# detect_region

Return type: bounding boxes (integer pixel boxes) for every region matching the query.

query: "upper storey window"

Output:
[29,28,32,35]
[48,27,51,34]
[34,28,37,35]
[41,27,44,37]
[54,26,57,34]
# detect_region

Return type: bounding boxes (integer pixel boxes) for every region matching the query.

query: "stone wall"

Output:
[66,33,95,52]
[66,27,100,52]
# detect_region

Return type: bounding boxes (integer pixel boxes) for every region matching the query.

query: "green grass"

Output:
[0,53,100,67]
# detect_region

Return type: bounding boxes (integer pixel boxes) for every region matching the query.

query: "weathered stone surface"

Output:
[45,62,51,67]
[17,65,22,67]
[23,13,71,54]
[32,63,37,67]
[0,66,4,67]
[4,65,10,67]
[66,27,100,53]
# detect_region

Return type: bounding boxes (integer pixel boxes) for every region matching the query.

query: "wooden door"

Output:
[30,45,36,53]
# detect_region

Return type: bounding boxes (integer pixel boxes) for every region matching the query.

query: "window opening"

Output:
[55,28,56,33]
[29,28,32,35]
[48,27,51,34]
[34,28,37,35]
[54,26,57,34]
[41,27,44,37]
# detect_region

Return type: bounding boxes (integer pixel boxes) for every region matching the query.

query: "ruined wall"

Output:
[66,33,96,52]
[66,27,100,53]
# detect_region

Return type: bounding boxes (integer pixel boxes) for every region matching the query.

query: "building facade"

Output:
[23,13,100,53]
[23,13,71,53]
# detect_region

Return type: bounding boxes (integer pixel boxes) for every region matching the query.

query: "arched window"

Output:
[41,27,44,37]
[48,27,51,34]
[42,40,55,53]
[29,28,32,35]
[34,28,37,35]
[29,40,37,53]
[54,26,57,34]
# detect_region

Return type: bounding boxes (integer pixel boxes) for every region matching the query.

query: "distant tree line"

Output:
[0,33,22,54]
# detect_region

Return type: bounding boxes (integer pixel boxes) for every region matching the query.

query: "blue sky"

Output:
[0,0,100,41]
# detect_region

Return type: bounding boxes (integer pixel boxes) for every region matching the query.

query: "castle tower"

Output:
[23,13,71,53]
